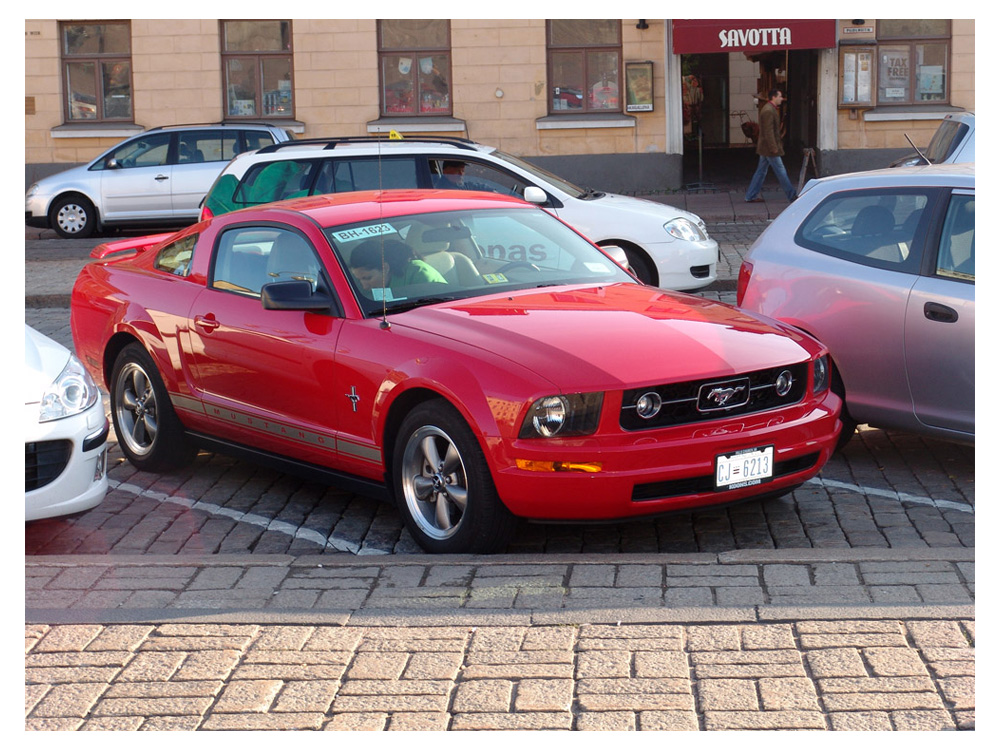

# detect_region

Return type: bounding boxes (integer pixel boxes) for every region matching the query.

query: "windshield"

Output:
[924,120,968,163]
[487,150,588,198]
[325,207,634,316]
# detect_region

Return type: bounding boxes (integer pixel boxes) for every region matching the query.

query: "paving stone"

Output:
[829,711,894,730]
[758,677,821,710]
[451,679,512,712]
[697,679,758,711]
[213,679,283,712]
[805,648,868,678]
[514,678,574,711]
[450,712,573,730]
[702,710,826,730]
[575,710,636,730]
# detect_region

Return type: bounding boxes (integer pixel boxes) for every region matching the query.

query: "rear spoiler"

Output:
[89,233,174,260]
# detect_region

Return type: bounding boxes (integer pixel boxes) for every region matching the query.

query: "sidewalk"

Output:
[26,550,974,731]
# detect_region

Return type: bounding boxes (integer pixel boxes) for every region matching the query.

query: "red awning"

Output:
[672,19,836,55]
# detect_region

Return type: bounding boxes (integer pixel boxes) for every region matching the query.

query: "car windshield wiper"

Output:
[378,296,460,314]
[579,187,606,200]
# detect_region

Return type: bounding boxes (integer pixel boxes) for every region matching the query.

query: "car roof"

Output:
[805,163,974,193]
[221,137,497,171]
[146,122,289,133]
[246,188,537,226]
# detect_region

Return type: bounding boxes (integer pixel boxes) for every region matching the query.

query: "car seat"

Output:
[850,205,900,262]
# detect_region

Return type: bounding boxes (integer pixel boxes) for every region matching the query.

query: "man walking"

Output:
[745,88,797,203]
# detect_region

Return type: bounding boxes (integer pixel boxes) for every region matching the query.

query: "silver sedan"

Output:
[737,164,974,447]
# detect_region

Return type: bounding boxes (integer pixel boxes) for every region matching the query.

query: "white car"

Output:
[201,136,719,290]
[25,122,295,238]
[25,325,109,521]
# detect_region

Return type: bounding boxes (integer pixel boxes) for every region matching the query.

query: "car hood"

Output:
[24,325,70,403]
[395,284,816,391]
[555,192,707,240]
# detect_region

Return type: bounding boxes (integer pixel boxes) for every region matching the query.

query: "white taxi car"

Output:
[201,136,719,290]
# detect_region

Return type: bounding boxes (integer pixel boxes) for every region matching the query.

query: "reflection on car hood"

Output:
[587,191,703,223]
[24,325,70,402]
[395,284,813,390]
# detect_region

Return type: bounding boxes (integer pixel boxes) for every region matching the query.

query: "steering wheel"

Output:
[497,261,540,274]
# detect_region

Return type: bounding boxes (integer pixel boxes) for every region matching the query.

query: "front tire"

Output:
[50,194,96,238]
[393,400,516,553]
[110,343,196,472]
[605,242,656,285]
[832,367,858,451]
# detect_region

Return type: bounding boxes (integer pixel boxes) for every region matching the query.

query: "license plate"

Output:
[715,445,774,490]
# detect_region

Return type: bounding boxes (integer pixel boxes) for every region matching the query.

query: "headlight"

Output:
[664,218,706,242]
[812,355,830,394]
[26,183,39,199]
[519,392,604,438]
[40,354,100,422]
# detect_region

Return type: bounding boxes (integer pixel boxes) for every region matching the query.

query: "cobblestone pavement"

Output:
[25,217,975,730]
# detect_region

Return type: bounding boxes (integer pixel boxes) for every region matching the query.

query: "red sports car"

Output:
[71,190,842,553]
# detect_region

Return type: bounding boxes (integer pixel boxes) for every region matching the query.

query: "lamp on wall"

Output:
[636,20,649,30]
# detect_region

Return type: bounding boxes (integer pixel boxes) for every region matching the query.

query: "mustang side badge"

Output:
[345,386,361,412]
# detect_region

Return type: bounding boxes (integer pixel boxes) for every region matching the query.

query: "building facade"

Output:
[25,19,975,191]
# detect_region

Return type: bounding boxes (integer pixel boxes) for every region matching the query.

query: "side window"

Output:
[154,234,197,276]
[212,227,321,297]
[104,132,171,169]
[429,159,529,197]
[176,130,237,164]
[234,160,317,207]
[936,194,974,281]
[328,158,420,193]
[243,130,278,152]
[796,189,931,271]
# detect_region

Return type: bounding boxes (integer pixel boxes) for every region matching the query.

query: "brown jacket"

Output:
[756,101,784,157]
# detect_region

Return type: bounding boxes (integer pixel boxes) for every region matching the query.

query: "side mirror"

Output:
[106,158,121,170]
[261,280,332,311]
[523,186,548,205]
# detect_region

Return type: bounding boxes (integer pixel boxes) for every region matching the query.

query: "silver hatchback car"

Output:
[737,164,974,447]
[26,122,294,238]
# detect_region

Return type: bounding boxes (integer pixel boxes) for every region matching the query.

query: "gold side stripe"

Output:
[171,394,381,463]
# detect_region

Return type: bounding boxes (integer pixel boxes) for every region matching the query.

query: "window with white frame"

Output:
[547,20,622,114]
[222,20,294,119]
[61,22,133,122]
[378,20,452,116]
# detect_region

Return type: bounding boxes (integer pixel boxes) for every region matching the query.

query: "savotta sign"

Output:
[671,19,836,55]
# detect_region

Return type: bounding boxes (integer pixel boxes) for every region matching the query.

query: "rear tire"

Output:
[50,194,96,238]
[110,343,196,472]
[393,400,516,553]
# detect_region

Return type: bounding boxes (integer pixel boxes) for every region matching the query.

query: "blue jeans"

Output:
[745,155,797,202]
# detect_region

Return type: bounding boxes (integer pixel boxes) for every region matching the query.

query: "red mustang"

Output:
[71,190,841,553]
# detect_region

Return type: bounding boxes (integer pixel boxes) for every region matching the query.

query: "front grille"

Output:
[632,452,820,501]
[26,440,71,492]
[621,363,808,431]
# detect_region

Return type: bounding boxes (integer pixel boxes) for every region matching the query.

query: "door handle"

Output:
[194,314,220,332]
[155,174,169,181]
[924,301,958,323]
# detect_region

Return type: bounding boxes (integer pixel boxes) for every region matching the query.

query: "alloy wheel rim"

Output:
[401,425,468,540]
[116,362,158,456]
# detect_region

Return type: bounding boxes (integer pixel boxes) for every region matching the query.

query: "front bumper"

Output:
[490,390,841,521]
[25,399,109,522]
[650,237,719,291]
